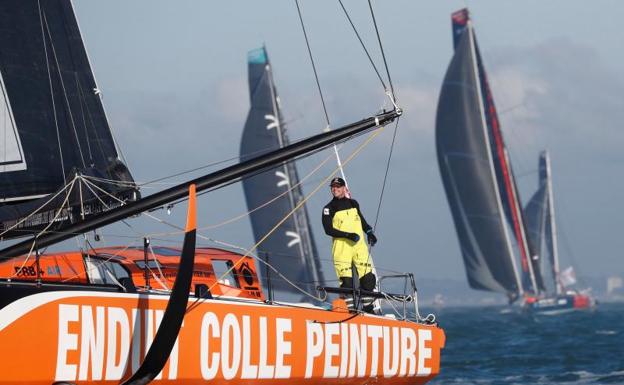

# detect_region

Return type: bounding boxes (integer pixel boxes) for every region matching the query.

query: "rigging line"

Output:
[132,141,291,188]
[358,104,400,306]
[157,133,352,222]
[367,0,395,99]
[252,252,329,304]
[79,175,84,219]
[337,0,387,90]
[82,237,127,291]
[555,211,588,288]
[83,180,187,237]
[147,244,170,290]
[198,128,387,307]
[0,175,78,238]
[372,117,400,230]
[266,60,311,267]
[312,312,361,325]
[380,291,408,320]
[294,0,331,127]
[62,242,138,283]
[9,179,77,278]
[81,175,136,187]
[82,176,252,254]
[100,230,403,278]
[80,177,141,233]
[38,1,66,182]
[42,12,87,169]
[162,131,369,209]
[178,150,336,233]
[75,73,94,163]
[78,74,110,168]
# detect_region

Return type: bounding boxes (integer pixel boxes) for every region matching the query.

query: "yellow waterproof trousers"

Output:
[331,208,373,278]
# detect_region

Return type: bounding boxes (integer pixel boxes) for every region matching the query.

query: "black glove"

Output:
[346,233,360,242]
[366,230,377,246]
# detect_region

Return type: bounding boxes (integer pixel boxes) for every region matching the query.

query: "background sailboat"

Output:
[435,8,524,303]
[523,151,595,313]
[240,46,324,300]
[437,9,595,312]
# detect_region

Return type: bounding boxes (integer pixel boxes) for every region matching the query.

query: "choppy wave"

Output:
[429,302,624,384]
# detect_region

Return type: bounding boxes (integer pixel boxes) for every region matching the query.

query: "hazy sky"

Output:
[68,1,623,289]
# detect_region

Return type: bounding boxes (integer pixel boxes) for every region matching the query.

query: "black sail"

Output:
[524,152,556,292]
[435,10,520,295]
[0,0,136,239]
[240,47,324,298]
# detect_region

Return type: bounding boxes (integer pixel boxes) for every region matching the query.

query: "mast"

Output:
[240,47,326,296]
[266,51,325,288]
[466,20,523,296]
[544,151,563,294]
[504,149,539,294]
[266,56,309,273]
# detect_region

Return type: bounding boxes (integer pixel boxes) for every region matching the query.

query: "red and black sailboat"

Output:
[436,8,594,313]
[523,151,595,313]
[0,1,444,383]
[436,8,525,303]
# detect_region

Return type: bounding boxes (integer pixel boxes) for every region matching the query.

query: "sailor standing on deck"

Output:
[322,177,378,313]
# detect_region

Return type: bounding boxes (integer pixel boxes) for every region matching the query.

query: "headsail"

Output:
[435,9,521,296]
[0,0,136,239]
[240,47,324,297]
[525,151,562,294]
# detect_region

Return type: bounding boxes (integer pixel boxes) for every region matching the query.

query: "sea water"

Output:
[429,302,624,384]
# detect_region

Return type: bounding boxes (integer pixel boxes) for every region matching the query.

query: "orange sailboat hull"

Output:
[0,292,444,384]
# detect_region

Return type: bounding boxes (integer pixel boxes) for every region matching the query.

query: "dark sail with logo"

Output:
[435,9,521,296]
[240,47,324,298]
[0,0,136,239]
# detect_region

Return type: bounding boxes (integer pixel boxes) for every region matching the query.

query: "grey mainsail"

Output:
[435,9,521,296]
[0,0,136,239]
[240,47,324,298]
